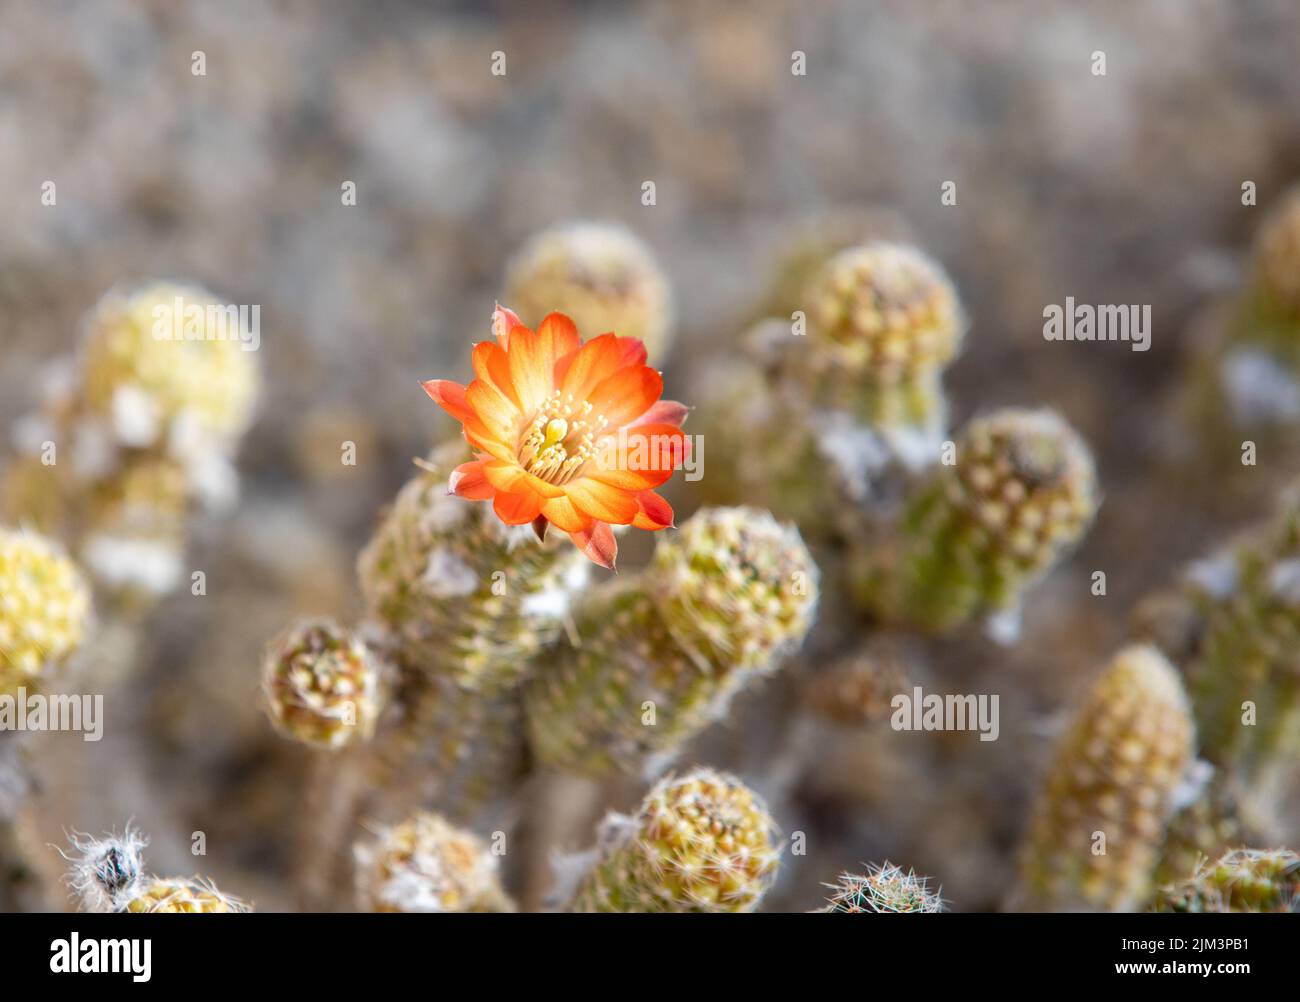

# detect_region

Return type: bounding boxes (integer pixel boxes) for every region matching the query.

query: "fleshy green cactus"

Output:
[124,878,250,913]
[0,527,92,696]
[504,221,674,363]
[569,768,781,912]
[1236,185,1300,346]
[816,862,944,913]
[1180,495,1300,778]
[79,282,260,448]
[353,811,514,913]
[1153,848,1299,913]
[1020,645,1195,912]
[857,408,1099,636]
[525,506,818,775]
[357,444,589,695]
[262,618,382,750]
[1153,777,1260,890]
[799,242,965,430]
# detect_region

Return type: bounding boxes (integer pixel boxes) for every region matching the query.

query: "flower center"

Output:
[518,390,608,485]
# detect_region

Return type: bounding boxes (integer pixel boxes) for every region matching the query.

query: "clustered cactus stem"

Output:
[567,767,781,912]
[353,811,514,913]
[855,407,1099,639]
[1019,645,1195,912]
[816,862,944,913]
[696,240,968,527]
[2,282,260,610]
[524,506,818,776]
[1152,848,1299,913]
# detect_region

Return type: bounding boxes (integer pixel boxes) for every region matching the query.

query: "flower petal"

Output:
[588,366,663,428]
[483,459,563,499]
[472,341,521,409]
[570,520,618,570]
[556,334,649,401]
[541,493,589,533]
[632,490,674,530]
[627,399,690,429]
[448,460,495,500]
[536,312,582,377]
[492,304,528,349]
[421,379,475,424]
[466,378,522,441]
[507,326,556,412]
[493,488,544,525]
[564,478,640,524]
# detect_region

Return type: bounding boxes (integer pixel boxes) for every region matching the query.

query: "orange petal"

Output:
[627,399,690,429]
[570,521,618,570]
[541,494,589,533]
[466,378,522,441]
[483,460,563,499]
[632,490,674,530]
[421,380,475,424]
[564,478,640,525]
[463,424,514,464]
[507,326,556,412]
[556,334,649,401]
[493,488,544,525]
[472,341,521,409]
[587,366,663,428]
[536,313,582,377]
[448,460,496,500]
[492,304,528,349]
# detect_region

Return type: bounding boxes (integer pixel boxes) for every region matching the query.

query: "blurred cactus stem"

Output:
[0,527,92,697]
[1180,492,1300,781]
[354,811,514,913]
[856,408,1098,639]
[568,768,780,912]
[1019,645,1195,911]
[351,442,589,820]
[262,618,382,750]
[1152,848,1299,913]
[816,862,944,913]
[525,506,818,776]
[505,221,675,364]
[799,242,966,435]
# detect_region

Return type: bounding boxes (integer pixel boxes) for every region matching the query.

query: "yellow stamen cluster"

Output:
[517,390,607,485]
[123,878,249,913]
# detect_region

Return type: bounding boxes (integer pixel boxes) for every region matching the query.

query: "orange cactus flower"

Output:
[422,306,689,569]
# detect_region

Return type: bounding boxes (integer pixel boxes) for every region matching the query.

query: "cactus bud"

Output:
[859,408,1098,635]
[802,242,965,428]
[0,528,92,696]
[262,618,382,750]
[816,862,944,913]
[1020,645,1195,911]
[353,812,513,913]
[504,222,674,362]
[63,829,148,912]
[123,878,250,913]
[1153,848,1299,913]
[570,768,781,912]
[79,282,260,449]
[526,507,818,775]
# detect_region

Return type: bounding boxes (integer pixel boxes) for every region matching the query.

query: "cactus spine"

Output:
[817,863,944,913]
[1153,848,1299,913]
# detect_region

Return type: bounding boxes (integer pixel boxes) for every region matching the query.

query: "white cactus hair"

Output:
[59,825,149,912]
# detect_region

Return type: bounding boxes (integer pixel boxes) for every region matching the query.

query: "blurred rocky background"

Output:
[2,0,1300,911]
